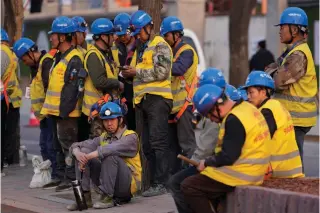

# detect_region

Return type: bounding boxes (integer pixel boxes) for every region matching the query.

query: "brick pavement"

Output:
[1,163,177,213]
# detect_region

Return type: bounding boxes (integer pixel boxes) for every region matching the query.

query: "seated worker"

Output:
[181,84,271,213]
[67,102,141,210]
[168,69,240,213]
[244,71,304,178]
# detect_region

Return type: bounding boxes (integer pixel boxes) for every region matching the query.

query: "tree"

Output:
[229,0,256,86]
[136,0,163,192]
[139,0,163,34]
[3,0,24,45]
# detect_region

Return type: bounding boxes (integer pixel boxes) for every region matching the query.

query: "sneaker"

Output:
[93,195,115,209]
[141,184,167,197]
[66,191,92,211]
[43,179,61,190]
[55,181,72,192]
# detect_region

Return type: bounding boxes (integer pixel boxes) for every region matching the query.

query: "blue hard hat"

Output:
[99,102,123,120]
[199,68,226,88]
[114,13,131,36]
[244,71,275,90]
[0,28,9,42]
[225,84,241,101]
[12,37,36,59]
[237,86,248,101]
[72,16,88,33]
[193,84,224,117]
[276,7,308,27]
[160,16,184,36]
[130,10,152,36]
[91,18,115,35]
[48,16,76,34]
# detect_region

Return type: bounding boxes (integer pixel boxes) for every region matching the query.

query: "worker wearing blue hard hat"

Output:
[41,16,85,192]
[237,85,248,101]
[12,37,60,188]
[113,12,138,131]
[265,7,317,165]
[81,18,124,140]
[160,16,198,177]
[180,84,271,213]
[1,28,23,176]
[68,102,141,210]
[244,71,304,179]
[72,16,91,56]
[122,10,173,197]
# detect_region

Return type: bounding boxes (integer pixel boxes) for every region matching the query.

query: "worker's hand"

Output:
[197,160,206,172]
[75,152,88,166]
[86,151,99,161]
[122,66,136,78]
[79,162,86,172]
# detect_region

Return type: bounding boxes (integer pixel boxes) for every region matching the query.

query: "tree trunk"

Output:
[139,0,163,34]
[229,0,256,87]
[136,0,163,192]
[3,0,24,45]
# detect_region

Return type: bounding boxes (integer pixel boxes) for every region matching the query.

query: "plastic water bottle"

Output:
[19,145,28,167]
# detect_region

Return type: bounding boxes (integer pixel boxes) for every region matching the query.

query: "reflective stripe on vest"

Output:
[275,42,317,127]
[201,101,271,186]
[40,49,84,117]
[131,36,173,104]
[100,129,142,194]
[259,99,304,178]
[171,44,198,114]
[30,53,53,120]
[1,44,22,108]
[82,45,117,116]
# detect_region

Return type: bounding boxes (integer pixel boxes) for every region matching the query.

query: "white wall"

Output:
[203,16,266,83]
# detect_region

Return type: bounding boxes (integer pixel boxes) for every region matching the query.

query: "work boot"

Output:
[55,180,72,192]
[141,184,167,197]
[93,195,115,209]
[42,179,61,190]
[66,191,92,211]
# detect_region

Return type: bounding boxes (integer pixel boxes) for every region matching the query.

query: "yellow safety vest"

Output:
[1,44,22,108]
[202,101,271,186]
[100,129,142,194]
[30,53,53,120]
[131,36,173,104]
[275,43,317,127]
[82,45,118,116]
[41,48,83,117]
[111,42,120,74]
[77,43,93,57]
[260,99,304,178]
[171,44,198,114]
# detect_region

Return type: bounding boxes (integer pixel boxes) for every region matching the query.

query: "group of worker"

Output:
[0,5,317,212]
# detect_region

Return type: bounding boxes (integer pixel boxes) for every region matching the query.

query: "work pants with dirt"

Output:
[75,147,132,200]
[125,101,136,131]
[168,166,198,213]
[3,103,20,165]
[181,174,234,213]
[136,94,173,185]
[169,108,196,175]
[294,126,311,169]
[56,117,78,181]
[77,113,90,142]
[39,117,57,179]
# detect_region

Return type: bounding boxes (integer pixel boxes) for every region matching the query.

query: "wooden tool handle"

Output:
[177,154,199,166]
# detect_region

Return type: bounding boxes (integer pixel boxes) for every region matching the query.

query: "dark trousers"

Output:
[125,102,136,131]
[181,174,234,213]
[56,117,78,181]
[168,166,198,213]
[51,116,65,180]
[1,100,7,171]
[169,109,196,174]
[78,113,90,142]
[294,126,311,167]
[39,117,57,179]
[136,94,173,185]
[3,103,20,165]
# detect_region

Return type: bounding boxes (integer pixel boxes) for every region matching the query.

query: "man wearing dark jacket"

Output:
[249,40,275,72]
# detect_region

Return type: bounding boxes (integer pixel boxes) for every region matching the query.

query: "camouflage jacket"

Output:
[265,40,307,90]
